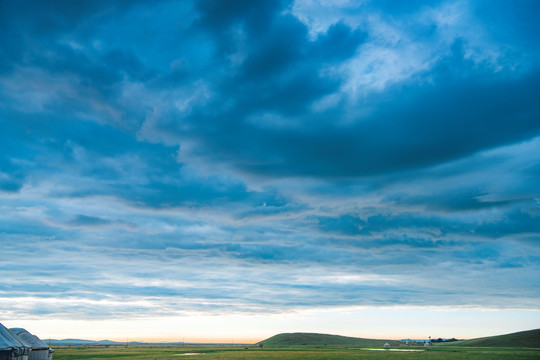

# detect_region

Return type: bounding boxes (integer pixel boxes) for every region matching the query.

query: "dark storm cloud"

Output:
[471,0,540,53]
[133,0,540,180]
[0,0,148,74]
[182,48,540,178]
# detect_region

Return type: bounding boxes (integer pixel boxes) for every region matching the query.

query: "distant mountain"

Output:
[48,339,251,347]
[257,332,395,347]
[440,328,540,348]
[49,339,123,346]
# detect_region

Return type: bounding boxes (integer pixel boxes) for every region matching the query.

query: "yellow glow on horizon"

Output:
[2,307,539,343]
[108,337,261,344]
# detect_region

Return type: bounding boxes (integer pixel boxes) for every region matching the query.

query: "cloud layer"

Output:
[1,0,539,323]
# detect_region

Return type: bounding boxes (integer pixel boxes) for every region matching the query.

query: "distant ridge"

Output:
[444,328,540,348]
[258,332,394,347]
[48,339,252,346]
[49,339,122,346]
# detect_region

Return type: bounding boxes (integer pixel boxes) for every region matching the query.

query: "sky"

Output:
[1,0,540,343]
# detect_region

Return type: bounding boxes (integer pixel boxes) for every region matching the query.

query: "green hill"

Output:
[258,332,393,347]
[440,328,540,348]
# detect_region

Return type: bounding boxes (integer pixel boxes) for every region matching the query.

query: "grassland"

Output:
[438,328,540,348]
[52,329,540,359]
[52,345,540,360]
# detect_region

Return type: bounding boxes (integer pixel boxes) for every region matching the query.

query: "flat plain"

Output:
[52,345,540,360]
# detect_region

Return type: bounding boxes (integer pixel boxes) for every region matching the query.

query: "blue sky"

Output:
[1,0,540,341]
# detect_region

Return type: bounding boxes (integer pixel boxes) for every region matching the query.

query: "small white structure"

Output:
[0,323,29,360]
[9,329,52,360]
[424,342,431,347]
[383,343,390,349]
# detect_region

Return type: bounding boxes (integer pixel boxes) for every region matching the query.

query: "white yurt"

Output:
[9,329,52,360]
[0,323,29,360]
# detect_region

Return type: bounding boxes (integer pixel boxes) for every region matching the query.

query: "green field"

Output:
[438,328,540,348]
[52,329,540,359]
[52,345,540,360]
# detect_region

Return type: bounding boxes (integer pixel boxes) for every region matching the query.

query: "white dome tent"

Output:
[9,329,53,360]
[0,323,29,360]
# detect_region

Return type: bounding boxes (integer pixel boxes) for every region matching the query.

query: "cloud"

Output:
[66,215,111,227]
[178,49,540,178]
[135,3,540,179]
[0,0,539,324]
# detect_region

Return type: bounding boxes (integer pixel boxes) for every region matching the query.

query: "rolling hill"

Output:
[440,328,540,348]
[257,332,394,347]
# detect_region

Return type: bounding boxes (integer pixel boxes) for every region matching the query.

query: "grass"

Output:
[51,329,540,359]
[258,332,394,347]
[438,328,540,348]
[52,345,540,360]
